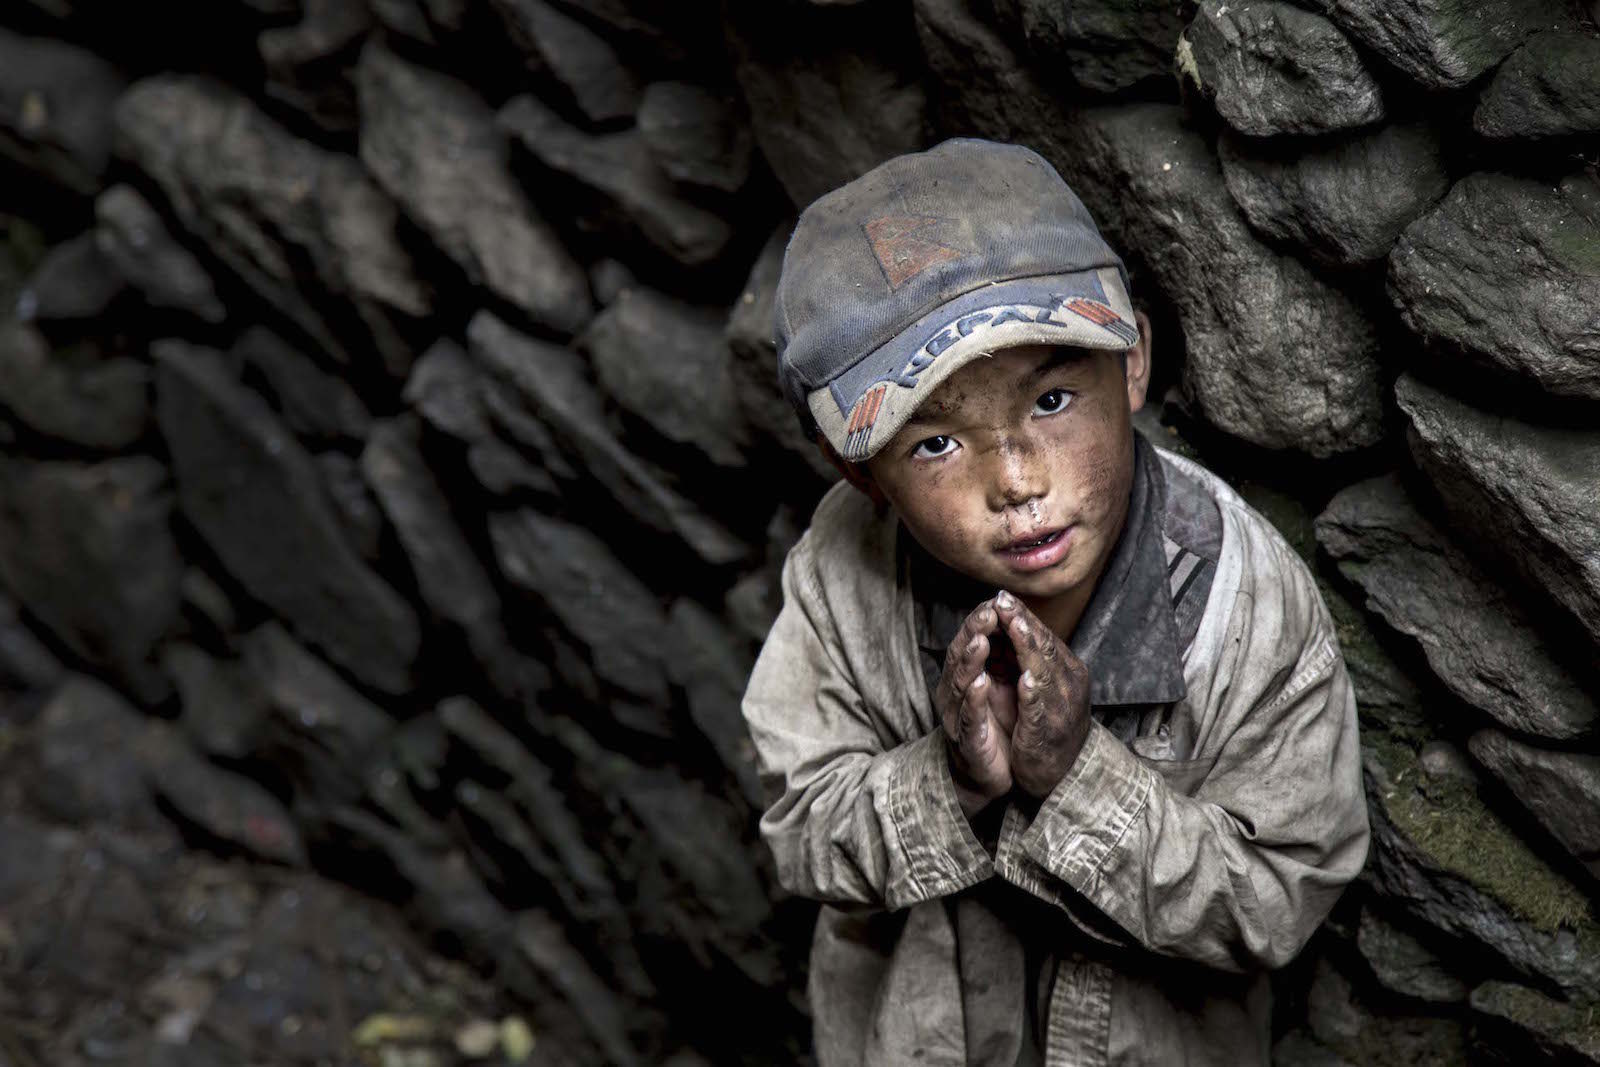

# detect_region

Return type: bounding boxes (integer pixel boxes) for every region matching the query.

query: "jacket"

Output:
[740,432,1370,1066]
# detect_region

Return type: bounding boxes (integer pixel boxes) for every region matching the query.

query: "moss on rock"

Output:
[1368,735,1595,936]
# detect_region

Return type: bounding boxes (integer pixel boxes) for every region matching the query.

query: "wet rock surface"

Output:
[1220,123,1449,266]
[1180,1,1385,136]
[1317,474,1600,740]
[1390,172,1600,399]
[1062,104,1385,455]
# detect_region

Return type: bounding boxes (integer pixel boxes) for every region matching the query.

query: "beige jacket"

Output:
[741,436,1369,1066]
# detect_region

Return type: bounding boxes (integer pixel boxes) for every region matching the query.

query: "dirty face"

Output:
[865,320,1151,636]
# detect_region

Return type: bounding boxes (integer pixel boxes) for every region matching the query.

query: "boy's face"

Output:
[864,314,1152,634]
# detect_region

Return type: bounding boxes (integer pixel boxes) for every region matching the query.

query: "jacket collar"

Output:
[908,430,1187,708]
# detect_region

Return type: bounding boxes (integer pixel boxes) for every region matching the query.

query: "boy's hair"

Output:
[774,138,1138,465]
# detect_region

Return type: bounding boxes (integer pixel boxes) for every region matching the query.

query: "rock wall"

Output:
[0,1,1597,1063]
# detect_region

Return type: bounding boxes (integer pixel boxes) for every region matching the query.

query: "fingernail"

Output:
[1015,617,1029,636]
[966,635,982,654]
[973,671,989,689]
[996,590,1014,608]
[1020,670,1034,691]
[978,717,989,741]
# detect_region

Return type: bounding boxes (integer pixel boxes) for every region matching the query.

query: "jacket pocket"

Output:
[1133,752,1219,797]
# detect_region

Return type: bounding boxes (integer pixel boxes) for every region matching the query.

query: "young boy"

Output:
[741,139,1369,1066]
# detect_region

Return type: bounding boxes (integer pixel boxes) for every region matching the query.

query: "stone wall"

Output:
[0,0,1597,1063]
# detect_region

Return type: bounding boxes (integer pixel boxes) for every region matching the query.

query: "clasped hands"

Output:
[936,590,1091,819]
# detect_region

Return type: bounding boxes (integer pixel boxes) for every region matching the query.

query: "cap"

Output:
[775,138,1137,463]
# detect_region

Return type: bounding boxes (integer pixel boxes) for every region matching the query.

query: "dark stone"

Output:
[1396,375,1600,650]
[544,0,717,67]
[1389,171,1600,398]
[579,286,752,469]
[180,565,239,638]
[1318,0,1571,90]
[142,722,309,866]
[490,0,640,124]
[1469,730,1600,880]
[1316,474,1599,740]
[727,1,926,208]
[23,675,173,834]
[913,0,1066,147]
[369,0,467,43]
[1320,577,1430,743]
[0,27,124,193]
[664,599,763,808]
[590,257,638,305]
[403,338,562,498]
[115,75,429,376]
[0,320,150,449]
[94,184,226,324]
[1060,105,1384,455]
[1476,29,1600,140]
[0,458,180,703]
[724,569,780,649]
[162,643,271,760]
[405,338,491,443]
[498,93,735,268]
[17,231,125,322]
[155,339,421,695]
[1356,908,1471,1003]
[1219,124,1447,266]
[1019,0,1186,94]
[331,806,513,969]
[257,0,371,136]
[486,508,673,720]
[637,82,754,194]
[1179,1,1383,136]
[314,451,386,562]
[610,761,781,988]
[411,337,570,490]
[0,589,63,692]
[437,698,633,947]
[1363,736,1600,999]
[725,225,839,484]
[354,43,593,337]
[1470,981,1600,1065]
[241,622,394,811]
[1301,954,1469,1064]
[361,415,500,635]
[466,311,746,565]
[507,911,644,1067]
[235,327,372,446]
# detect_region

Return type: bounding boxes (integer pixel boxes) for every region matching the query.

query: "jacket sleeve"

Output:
[741,533,997,910]
[994,580,1371,972]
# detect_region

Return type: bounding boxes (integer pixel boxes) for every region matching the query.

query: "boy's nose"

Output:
[988,440,1048,512]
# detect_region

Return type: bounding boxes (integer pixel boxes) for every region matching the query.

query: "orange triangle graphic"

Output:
[864,216,962,289]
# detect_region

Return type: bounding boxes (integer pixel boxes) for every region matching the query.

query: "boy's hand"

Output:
[936,600,1012,817]
[994,592,1091,799]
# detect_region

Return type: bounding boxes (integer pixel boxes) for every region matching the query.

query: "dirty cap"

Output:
[775,137,1137,463]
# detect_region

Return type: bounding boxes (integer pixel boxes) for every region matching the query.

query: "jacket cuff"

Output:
[882,729,995,909]
[1003,720,1156,924]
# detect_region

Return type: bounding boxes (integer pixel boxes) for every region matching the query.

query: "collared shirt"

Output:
[906,432,1221,1062]
[741,433,1369,1067]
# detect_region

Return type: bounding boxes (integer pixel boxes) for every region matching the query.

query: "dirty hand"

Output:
[936,599,1013,818]
[993,591,1091,799]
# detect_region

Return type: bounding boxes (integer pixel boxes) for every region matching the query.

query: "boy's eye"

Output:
[911,434,958,459]
[1033,388,1072,416]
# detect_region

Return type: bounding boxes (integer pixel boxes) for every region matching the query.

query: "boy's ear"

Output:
[816,437,887,506]
[1124,309,1154,414]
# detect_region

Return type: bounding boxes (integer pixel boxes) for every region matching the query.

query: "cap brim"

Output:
[808,266,1138,462]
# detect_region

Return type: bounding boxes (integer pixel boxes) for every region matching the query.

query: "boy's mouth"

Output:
[996,527,1071,571]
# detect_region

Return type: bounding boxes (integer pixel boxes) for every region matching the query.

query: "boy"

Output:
[741,139,1369,1065]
